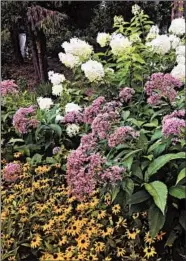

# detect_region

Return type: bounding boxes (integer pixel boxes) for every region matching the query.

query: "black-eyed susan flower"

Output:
[14,152,22,158]
[143,246,157,259]
[144,231,155,244]
[156,231,166,241]
[126,228,140,240]
[94,241,105,252]
[30,234,42,248]
[97,210,106,220]
[58,235,68,246]
[115,216,127,229]
[88,253,99,260]
[112,204,121,214]
[77,234,90,250]
[19,206,28,214]
[117,247,126,257]
[132,212,140,219]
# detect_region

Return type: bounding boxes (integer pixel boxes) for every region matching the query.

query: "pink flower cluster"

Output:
[145,73,182,105]
[99,166,124,183]
[13,106,39,134]
[108,126,139,147]
[1,80,19,96]
[119,87,135,103]
[162,110,185,138]
[63,111,84,124]
[83,96,106,124]
[3,163,22,182]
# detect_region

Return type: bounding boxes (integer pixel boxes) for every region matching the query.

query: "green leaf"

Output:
[122,110,130,121]
[148,204,165,238]
[151,129,162,141]
[144,181,168,214]
[31,153,42,165]
[122,178,134,196]
[111,185,120,203]
[176,168,186,185]
[129,190,151,204]
[123,156,133,170]
[145,152,185,182]
[131,163,143,180]
[123,149,142,160]
[169,185,186,199]
[49,124,62,137]
[8,138,25,144]
[143,119,158,127]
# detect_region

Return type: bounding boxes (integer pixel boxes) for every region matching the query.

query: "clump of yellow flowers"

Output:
[1,159,165,261]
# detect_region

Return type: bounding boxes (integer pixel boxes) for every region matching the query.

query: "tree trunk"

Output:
[10,24,23,64]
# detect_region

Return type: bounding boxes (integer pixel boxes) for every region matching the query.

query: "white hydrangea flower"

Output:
[132,4,141,15]
[37,97,53,110]
[171,64,185,82]
[62,38,93,61]
[58,52,80,68]
[110,33,132,56]
[55,114,64,123]
[81,60,105,82]
[176,55,185,65]
[169,35,180,49]
[176,45,185,56]
[169,17,185,36]
[52,84,63,96]
[66,124,80,137]
[146,25,159,41]
[48,71,65,85]
[97,32,111,47]
[65,102,82,114]
[149,35,171,55]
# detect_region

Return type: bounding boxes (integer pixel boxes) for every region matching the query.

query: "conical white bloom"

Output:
[62,38,93,61]
[171,64,185,82]
[97,32,111,47]
[146,25,159,41]
[149,35,171,55]
[58,52,80,68]
[169,35,180,49]
[169,17,185,36]
[65,103,82,114]
[52,84,63,96]
[81,60,105,82]
[37,97,53,110]
[132,4,141,15]
[66,124,80,137]
[110,33,132,56]
[48,71,65,85]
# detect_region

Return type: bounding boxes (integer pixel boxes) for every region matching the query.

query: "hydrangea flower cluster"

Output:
[62,38,93,61]
[145,73,182,105]
[13,106,39,134]
[171,45,185,83]
[37,97,53,110]
[66,124,80,137]
[119,87,135,103]
[169,35,180,49]
[110,33,132,56]
[1,80,19,96]
[108,126,139,148]
[162,110,185,139]
[84,96,106,124]
[148,35,171,55]
[3,163,22,182]
[58,52,80,69]
[63,111,84,124]
[131,4,141,15]
[97,32,111,47]
[169,17,185,36]
[65,103,82,114]
[81,60,105,82]
[48,71,65,96]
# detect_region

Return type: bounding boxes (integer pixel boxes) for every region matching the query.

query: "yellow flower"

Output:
[14,152,22,158]
[32,224,40,231]
[19,206,28,214]
[104,193,111,203]
[88,253,99,260]
[8,256,16,261]
[112,204,121,214]
[65,246,76,258]
[59,235,68,246]
[1,211,8,221]
[97,210,106,220]
[115,217,127,229]
[101,227,114,237]
[55,163,61,168]
[143,246,157,259]
[67,196,76,203]
[4,195,15,204]
[94,241,105,252]
[156,231,166,241]
[20,216,28,223]
[30,234,42,248]
[126,228,140,240]
[89,197,99,208]
[77,234,90,250]
[53,205,63,214]
[132,212,140,219]
[117,247,126,257]
[40,253,53,261]
[144,231,155,244]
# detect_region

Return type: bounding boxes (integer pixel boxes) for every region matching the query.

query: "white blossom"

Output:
[169,35,180,49]
[58,52,80,68]
[176,45,185,57]
[65,102,82,114]
[132,4,141,15]
[171,64,185,82]
[146,25,159,41]
[66,124,80,137]
[97,32,111,47]
[149,35,171,55]
[110,33,132,56]
[169,17,185,36]
[62,38,93,61]
[48,71,65,85]
[37,97,53,110]
[176,55,185,65]
[52,84,63,96]
[81,60,105,82]
[55,114,64,123]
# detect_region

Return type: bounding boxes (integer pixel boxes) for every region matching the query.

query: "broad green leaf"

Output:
[111,186,120,203]
[129,190,151,204]
[151,129,162,141]
[123,149,142,160]
[123,156,133,170]
[148,204,165,238]
[145,152,185,182]
[131,163,143,180]
[169,185,186,199]
[49,124,62,137]
[122,110,130,121]
[144,181,168,214]
[176,168,186,185]
[143,119,158,127]
[122,178,134,196]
